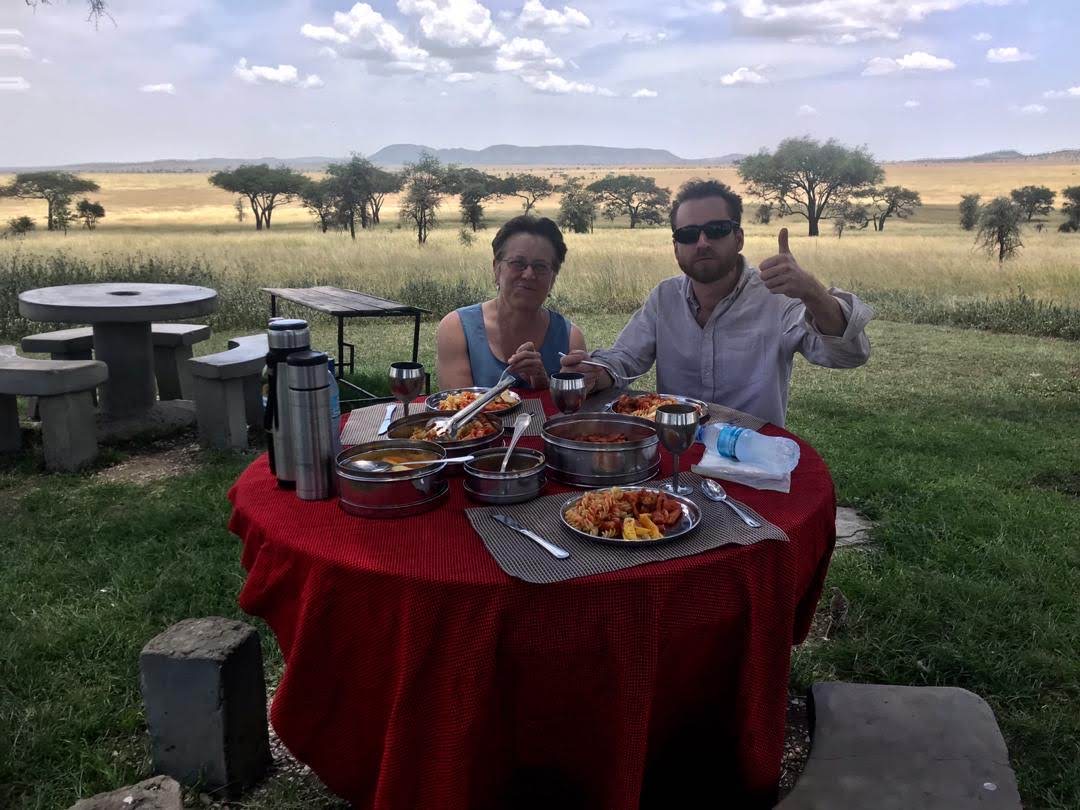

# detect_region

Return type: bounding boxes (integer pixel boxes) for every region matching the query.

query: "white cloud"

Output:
[446,71,476,82]
[0,29,23,38]
[797,104,817,116]
[1043,86,1080,99]
[862,51,955,76]
[319,46,340,59]
[708,2,728,11]
[495,37,563,71]
[972,32,992,42]
[518,0,590,31]
[140,83,176,94]
[1014,103,1047,115]
[632,88,658,98]
[0,44,32,59]
[720,66,767,85]
[903,99,921,108]
[397,0,505,50]
[972,77,991,87]
[233,58,322,88]
[623,30,670,45]
[521,70,610,95]
[986,46,1033,63]
[0,76,30,92]
[302,4,447,73]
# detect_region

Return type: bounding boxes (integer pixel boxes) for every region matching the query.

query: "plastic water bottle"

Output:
[696,422,801,474]
[327,358,342,460]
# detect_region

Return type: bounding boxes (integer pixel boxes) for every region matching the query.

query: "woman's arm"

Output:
[435,311,475,389]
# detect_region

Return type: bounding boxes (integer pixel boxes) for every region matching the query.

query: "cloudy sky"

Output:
[2,0,1078,165]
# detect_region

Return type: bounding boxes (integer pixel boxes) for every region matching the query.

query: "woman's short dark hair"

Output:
[491,215,568,273]
[669,179,744,229]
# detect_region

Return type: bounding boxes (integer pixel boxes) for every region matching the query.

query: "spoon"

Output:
[700,478,762,527]
[556,352,650,385]
[346,455,475,473]
[500,412,532,472]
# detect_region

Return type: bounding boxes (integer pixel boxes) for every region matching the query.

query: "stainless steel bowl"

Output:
[385,411,506,456]
[336,439,448,518]
[463,447,546,505]
[424,386,523,417]
[542,413,659,487]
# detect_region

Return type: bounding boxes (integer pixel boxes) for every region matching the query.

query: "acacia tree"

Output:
[587,174,671,229]
[753,203,774,225]
[1060,186,1080,232]
[300,178,339,233]
[865,186,921,231]
[325,156,374,237]
[366,166,402,225]
[738,137,883,236]
[400,154,451,245]
[959,194,981,231]
[557,176,598,234]
[7,216,35,236]
[1009,185,1055,221]
[208,164,307,230]
[453,168,503,231]
[0,172,100,231]
[832,200,870,238]
[503,173,554,214]
[976,197,1024,263]
[76,198,105,229]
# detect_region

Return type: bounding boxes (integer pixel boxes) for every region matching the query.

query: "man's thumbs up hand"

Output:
[778,227,791,255]
[759,226,824,301]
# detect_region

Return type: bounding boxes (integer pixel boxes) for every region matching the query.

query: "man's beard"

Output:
[678,251,741,284]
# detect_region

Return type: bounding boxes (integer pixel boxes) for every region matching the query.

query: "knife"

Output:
[376,403,397,435]
[491,513,570,559]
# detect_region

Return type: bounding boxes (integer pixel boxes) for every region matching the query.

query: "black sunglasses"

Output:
[672,219,740,244]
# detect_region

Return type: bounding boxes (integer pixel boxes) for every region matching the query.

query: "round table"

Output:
[229,392,836,809]
[19,283,217,419]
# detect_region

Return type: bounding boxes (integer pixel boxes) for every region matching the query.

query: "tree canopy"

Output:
[557,176,598,234]
[586,174,670,229]
[503,173,554,215]
[400,154,453,245]
[452,168,504,231]
[208,164,307,230]
[864,186,922,231]
[1009,185,1055,221]
[1060,186,1080,233]
[76,199,105,230]
[738,137,883,236]
[959,194,981,231]
[0,171,100,231]
[976,198,1024,263]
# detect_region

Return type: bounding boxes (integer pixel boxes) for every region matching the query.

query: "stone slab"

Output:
[68,775,182,810]
[21,326,94,355]
[0,355,108,396]
[40,390,98,471]
[835,506,873,548]
[97,400,196,443]
[151,323,212,348]
[19,283,217,324]
[1,393,20,452]
[190,335,267,381]
[776,682,1022,810]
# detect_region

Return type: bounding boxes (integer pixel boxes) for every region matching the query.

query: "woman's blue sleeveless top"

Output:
[455,303,570,388]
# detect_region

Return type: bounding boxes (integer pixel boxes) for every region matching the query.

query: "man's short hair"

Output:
[669,179,744,230]
[491,215,568,273]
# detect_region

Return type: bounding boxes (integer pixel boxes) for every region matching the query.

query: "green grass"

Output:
[1,317,1078,808]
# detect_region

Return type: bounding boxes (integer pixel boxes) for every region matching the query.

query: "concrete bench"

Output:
[189,334,267,450]
[777,682,1022,810]
[21,323,212,402]
[0,345,109,471]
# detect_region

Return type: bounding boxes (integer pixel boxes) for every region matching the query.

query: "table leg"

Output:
[94,322,156,418]
[270,295,278,318]
[411,315,421,363]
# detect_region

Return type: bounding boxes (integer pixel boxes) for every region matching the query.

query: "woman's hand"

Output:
[506,341,548,388]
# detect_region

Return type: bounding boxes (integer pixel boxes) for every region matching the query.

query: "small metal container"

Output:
[463,447,547,505]
[385,411,505,456]
[336,440,448,518]
[542,413,660,487]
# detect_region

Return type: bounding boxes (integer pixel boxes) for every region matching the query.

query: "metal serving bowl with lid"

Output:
[541,413,660,488]
[463,447,546,505]
[336,439,448,518]
[384,411,506,457]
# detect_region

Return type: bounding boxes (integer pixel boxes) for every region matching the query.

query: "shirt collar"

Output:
[682,255,750,315]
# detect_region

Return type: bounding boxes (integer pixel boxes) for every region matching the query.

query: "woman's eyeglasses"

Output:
[501,258,554,277]
[672,219,740,244]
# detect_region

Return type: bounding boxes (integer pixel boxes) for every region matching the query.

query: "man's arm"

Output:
[560,291,659,392]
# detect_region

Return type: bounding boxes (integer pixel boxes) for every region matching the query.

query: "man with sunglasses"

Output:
[559,179,872,426]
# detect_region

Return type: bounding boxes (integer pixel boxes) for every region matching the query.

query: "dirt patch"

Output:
[779,692,812,799]
[96,440,202,485]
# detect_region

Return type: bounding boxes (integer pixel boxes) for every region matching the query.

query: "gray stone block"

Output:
[21,326,95,356]
[193,376,249,449]
[153,344,194,401]
[0,393,20,453]
[39,390,98,471]
[151,323,211,348]
[139,618,270,798]
[777,682,1022,810]
[0,355,108,397]
[68,775,182,810]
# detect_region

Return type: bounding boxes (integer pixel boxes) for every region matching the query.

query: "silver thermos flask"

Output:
[264,318,310,489]
[286,350,333,501]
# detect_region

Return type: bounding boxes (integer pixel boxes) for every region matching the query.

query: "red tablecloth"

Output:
[229,391,836,809]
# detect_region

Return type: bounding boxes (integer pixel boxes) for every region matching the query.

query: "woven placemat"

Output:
[706,403,766,430]
[340,398,548,446]
[465,473,788,584]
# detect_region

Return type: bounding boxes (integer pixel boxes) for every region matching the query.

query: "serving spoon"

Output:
[700,478,762,527]
[500,412,532,472]
[346,455,476,473]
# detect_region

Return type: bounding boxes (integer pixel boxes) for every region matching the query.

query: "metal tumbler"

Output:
[287,350,333,501]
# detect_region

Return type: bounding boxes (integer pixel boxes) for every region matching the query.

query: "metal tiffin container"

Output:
[286,350,334,501]
[384,412,505,470]
[541,412,660,488]
[335,440,448,518]
[463,447,547,505]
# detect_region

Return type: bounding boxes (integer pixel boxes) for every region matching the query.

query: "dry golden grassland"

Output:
[1,162,1079,310]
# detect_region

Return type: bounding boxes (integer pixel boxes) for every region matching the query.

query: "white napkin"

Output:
[690,446,792,493]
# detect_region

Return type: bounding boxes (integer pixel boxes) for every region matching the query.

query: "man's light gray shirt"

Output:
[591,263,873,427]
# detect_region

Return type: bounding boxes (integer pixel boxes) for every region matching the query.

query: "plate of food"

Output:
[425,387,523,416]
[385,412,505,454]
[560,486,701,546]
[605,392,710,423]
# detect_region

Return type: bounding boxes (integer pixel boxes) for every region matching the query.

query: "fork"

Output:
[557,352,650,385]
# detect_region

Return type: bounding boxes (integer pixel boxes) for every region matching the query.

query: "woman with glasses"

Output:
[436,215,587,389]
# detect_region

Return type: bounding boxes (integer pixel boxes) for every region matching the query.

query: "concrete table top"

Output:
[19,283,217,324]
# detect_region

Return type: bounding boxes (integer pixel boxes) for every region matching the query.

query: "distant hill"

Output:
[0,145,744,173]
[903,148,1080,163]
